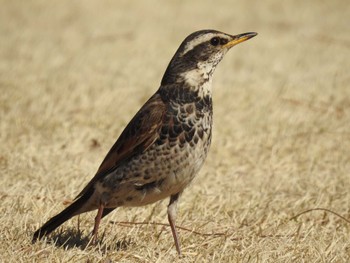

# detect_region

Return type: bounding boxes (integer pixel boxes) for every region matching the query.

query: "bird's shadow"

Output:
[46,228,132,252]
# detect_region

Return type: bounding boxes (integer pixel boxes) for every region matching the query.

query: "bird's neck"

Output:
[158,76,213,105]
[179,62,214,98]
[160,60,216,101]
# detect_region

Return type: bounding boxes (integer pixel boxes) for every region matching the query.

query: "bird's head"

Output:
[161,30,257,86]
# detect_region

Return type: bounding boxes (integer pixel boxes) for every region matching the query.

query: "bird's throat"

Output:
[180,63,214,98]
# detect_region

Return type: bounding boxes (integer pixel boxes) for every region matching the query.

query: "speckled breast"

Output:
[101,90,213,208]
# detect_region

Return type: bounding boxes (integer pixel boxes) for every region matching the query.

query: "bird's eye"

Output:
[210,37,220,46]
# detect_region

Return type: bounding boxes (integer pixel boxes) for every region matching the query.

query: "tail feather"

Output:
[32,187,94,242]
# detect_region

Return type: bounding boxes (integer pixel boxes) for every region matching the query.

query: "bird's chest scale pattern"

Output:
[136,96,213,201]
[159,98,213,175]
[101,93,213,207]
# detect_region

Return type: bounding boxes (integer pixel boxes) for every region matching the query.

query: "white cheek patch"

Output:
[180,69,203,87]
[180,50,224,89]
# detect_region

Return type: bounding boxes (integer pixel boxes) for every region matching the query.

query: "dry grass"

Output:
[1,0,350,262]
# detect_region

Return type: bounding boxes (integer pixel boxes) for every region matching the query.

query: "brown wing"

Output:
[75,92,166,199]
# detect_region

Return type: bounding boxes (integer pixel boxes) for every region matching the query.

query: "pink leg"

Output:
[168,193,181,255]
[91,203,105,245]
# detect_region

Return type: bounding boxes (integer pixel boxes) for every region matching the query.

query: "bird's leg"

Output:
[91,202,105,245]
[168,193,181,255]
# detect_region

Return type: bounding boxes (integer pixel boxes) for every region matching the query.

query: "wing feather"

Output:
[75,92,166,198]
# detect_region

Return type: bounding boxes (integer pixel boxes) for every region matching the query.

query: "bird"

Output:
[32,29,257,255]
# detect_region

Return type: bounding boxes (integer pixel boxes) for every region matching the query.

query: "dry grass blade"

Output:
[291,208,350,224]
[109,220,228,237]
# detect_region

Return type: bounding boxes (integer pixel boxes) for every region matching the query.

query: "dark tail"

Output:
[32,187,94,242]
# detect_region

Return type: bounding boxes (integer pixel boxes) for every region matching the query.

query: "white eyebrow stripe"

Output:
[181,33,230,57]
[181,33,216,56]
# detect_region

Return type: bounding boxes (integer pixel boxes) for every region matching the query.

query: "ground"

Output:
[1,0,350,262]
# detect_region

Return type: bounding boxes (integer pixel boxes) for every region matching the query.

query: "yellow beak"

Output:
[224,32,258,48]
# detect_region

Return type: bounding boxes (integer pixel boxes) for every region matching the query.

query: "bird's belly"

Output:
[99,129,211,208]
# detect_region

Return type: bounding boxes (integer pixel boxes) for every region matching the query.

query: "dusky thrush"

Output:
[33,30,257,254]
